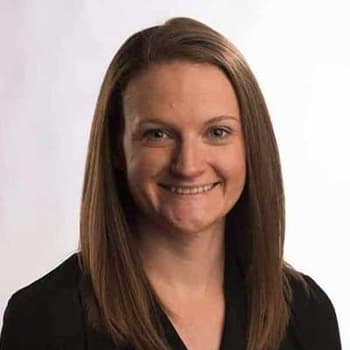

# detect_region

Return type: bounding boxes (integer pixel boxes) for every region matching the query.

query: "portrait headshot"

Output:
[0,3,347,350]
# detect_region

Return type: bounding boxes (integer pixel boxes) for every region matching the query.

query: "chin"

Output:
[162,216,223,235]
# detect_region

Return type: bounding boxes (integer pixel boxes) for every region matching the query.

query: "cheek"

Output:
[219,144,246,178]
[125,148,168,183]
[124,150,168,211]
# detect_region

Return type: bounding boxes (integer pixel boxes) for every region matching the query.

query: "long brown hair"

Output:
[78,17,310,350]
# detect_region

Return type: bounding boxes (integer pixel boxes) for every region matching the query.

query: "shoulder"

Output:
[288,272,342,349]
[0,252,84,349]
[9,252,80,300]
[4,252,82,316]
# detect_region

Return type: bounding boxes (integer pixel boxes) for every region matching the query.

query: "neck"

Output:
[135,218,226,301]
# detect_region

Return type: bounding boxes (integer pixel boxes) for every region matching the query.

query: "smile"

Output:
[160,182,221,195]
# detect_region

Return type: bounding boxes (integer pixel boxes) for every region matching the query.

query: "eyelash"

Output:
[142,127,232,142]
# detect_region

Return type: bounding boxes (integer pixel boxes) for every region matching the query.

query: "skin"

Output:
[121,61,246,348]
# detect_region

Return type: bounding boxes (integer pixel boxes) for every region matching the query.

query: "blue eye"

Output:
[208,127,231,139]
[142,129,169,141]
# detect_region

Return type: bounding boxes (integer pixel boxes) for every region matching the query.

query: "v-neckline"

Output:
[153,244,247,350]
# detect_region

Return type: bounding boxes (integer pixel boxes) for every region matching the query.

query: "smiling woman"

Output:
[121,62,246,238]
[0,17,342,350]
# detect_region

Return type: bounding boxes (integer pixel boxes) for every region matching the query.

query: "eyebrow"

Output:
[136,115,240,128]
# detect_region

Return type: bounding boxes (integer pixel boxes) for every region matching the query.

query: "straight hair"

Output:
[78,17,310,350]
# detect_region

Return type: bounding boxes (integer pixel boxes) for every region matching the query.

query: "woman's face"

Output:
[121,61,246,235]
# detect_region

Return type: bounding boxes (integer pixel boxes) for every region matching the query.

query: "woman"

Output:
[0,17,342,350]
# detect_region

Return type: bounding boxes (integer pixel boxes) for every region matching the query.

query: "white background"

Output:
[0,0,349,346]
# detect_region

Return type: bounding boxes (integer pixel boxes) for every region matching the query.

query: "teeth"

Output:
[168,183,216,194]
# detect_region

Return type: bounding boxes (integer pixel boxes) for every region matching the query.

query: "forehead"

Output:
[122,61,240,123]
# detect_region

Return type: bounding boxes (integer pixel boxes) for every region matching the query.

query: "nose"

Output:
[170,138,206,178]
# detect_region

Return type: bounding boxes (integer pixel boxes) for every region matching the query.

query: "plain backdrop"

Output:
[0,0,349,346]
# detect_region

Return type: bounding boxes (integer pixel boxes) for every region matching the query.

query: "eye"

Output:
[207,127,232,139]
[142,128,170,141]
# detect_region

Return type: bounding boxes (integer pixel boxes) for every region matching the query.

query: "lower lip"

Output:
[159,182,221,196]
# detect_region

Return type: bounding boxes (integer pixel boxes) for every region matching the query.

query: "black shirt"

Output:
[155,249,299,350]
[0,252,342,349]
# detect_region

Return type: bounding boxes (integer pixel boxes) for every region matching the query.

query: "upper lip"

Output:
[159,181,221,189]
